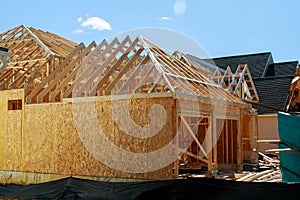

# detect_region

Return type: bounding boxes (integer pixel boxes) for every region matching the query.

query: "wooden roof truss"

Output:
[171,52,259,103]
[228,64,259,103]
[0,25,77,94]
[66,35,241,103]
[0,25,245,104]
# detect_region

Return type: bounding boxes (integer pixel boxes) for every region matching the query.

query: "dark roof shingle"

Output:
[253,76,293,114]
[266,61,298,77]
[205,52,273,78]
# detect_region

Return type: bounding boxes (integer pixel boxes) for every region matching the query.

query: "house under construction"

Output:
[0,25,258,184]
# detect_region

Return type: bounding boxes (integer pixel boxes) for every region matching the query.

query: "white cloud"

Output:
[80,17,111,31]
[173,0,187,16]
[72,29,84,34]
[158,17,171,20]
[77,17,83,23]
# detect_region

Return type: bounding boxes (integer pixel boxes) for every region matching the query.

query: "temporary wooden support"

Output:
[180,116,207,157]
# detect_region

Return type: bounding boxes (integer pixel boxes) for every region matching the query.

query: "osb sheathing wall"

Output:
[0,89,24,171]
[22,94,173,180]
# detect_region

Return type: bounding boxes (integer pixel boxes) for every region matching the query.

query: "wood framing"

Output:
[0,25,77,96]
[0,25,257,182]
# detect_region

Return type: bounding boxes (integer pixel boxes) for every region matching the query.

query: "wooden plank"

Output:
[230,120,234,163]
[225,119,229,163]
[257,140,283,144]
[173,98,179,178]
[207,117,213,172]
[212,111,217,169]
[266,148,300,153]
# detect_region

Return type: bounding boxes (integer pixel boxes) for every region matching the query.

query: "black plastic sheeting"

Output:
[0,177,300,200]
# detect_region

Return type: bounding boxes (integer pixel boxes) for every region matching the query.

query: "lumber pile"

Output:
[234,151,281,182]
[234,169,281,182]
[214,151,281,182]
[258,151,280,168]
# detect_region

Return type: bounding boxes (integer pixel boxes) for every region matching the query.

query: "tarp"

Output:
[278,112,300,149]
[278,112,300,183]
[0,177,300,200]
[279,143,300,183]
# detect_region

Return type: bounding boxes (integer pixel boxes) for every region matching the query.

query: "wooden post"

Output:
[231,120,234,163]
[237,108,243,165]
[225,119,229,163]
[173,98,179,178]
[207,115,213,177]
[212,110,217,169]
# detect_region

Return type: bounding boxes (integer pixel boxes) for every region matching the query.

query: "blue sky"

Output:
[1,0,299,62]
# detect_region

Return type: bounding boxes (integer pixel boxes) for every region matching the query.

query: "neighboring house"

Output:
[204,52,299,153]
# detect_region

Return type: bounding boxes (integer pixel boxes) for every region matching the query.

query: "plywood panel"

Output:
[7,110,22,170]
[7,89,24,100]
[0,89,24,171]
[0,90,8,169]
[23,96,174,180]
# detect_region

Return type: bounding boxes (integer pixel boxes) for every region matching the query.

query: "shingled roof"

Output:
[205,52,274,78]
[265,61,298,77]
[202,52,299,114]
[253,76,293,114]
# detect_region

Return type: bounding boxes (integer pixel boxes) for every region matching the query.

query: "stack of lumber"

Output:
[257,151,280,168]
[217,151,281,182]
[235,169,281,182]
[235,151,281,182]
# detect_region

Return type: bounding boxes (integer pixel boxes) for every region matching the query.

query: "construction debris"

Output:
[178,149,282,183]
[229,151,281,182]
